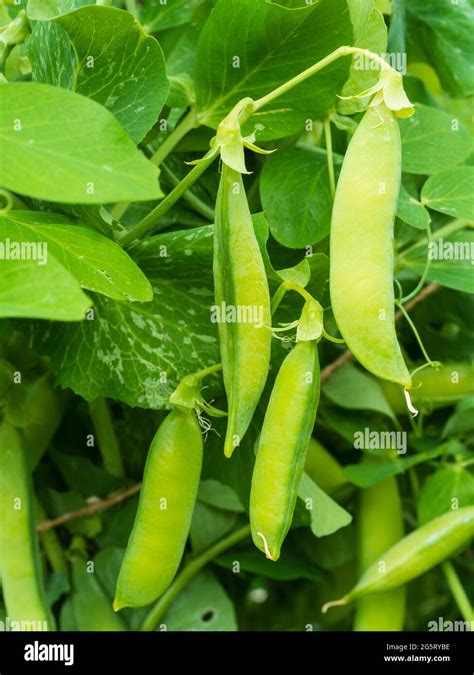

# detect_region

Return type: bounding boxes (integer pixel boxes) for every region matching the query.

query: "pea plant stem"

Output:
[88,398,124,478]
[140,524,251,631]
[119,155,217,247]
[150,109,197,168]
[112,109,198,223]
[442,561,473,623]
[324,115,336,199]
[400,225,433,304]
[251,46,387,115]
[160,162,215,222]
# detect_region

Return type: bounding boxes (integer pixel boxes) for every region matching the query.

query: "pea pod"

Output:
[330,101,411,387]
[0,421,54,628]
[114,408,202,610]
[353,473,405,631]
[381,362,474,414]
[214,163,272,457]
[323,506,474,612]
[250,340,320,561]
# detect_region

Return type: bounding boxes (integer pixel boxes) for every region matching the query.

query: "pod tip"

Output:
[113,597,125,612]
[256,532,277,561]
[321,597,348,614]
[403,387,419,417]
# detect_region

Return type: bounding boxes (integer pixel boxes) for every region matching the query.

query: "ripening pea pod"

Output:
[380,362,474,414]
[353,473,405,631]
[323,506,474,613]
[214,163,272,458]
[114,407,203,610]
[250,339,320,561]
[0,421,55,629]
[71,557,126,631]
[330,100,411,388]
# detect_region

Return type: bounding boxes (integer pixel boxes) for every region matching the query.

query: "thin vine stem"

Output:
[400,224,433,304]
[119,155,217,247]
[150,109,197,167]
[442,561,473,623]
[160,162,215,222]
[324,115,336,199]
[140,525,251,631]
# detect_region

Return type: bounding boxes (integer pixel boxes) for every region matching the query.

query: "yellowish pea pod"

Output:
[0,421,54,629]
[353,471,405,631]
[214,163,272,457]
[250,340,320,561]
[330,101,411,388]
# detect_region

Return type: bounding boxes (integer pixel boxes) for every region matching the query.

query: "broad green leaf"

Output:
[27,0,75,20]
[195,0,353,140]
[407,0,474,97]
[216,546,325,582]
[197,480,244,513]
[443,397,474,439]
[30,226,219,408]
[0,83,162,204]
[0,256,90,320]
[400,104,472,175]
[397,183,431,230]
[50,450,123,497]
[421,167,474,221]
[260,148,333,248]
[298,473,352,537]
[343,445,445,487]
[1,211,153,302]
[400,230,474,294]
[417,465,474,525]
[338,2,388,116]
[163,572,237,631]
[28,6,169,143]
[322,362,397,422]
[190,502,238,553]
[140,0,200,33]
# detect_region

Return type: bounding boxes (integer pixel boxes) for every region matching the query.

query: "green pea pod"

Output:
[353,474,405,631]
[330,101,411,388]
[250,340,320,561]
[0,421,55,629]
[381,362,474,414]
[323,506,474,612]
[304,438,347,494]
[114,408,202,610]
[72,557,126,631]
[214,163,272,457]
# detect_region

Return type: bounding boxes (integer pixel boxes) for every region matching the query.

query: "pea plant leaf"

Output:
[322,362,397,423]
[29,225,220,408]
[421,167,474,221]
[28,5,169,143]
[26,0,76,20]
[0,211,153,302]
[0,257,91,321]
[396,183,431,231]
[195,0,353,140]
[140,0,201,34]
[417,465,474,525]
[399,104,472,175]
[400,230,474,295]
[407,0,474,98]
[0,83,163,204]
[260,148,335,249]
[338,0,387,116]
[298,472,352,537]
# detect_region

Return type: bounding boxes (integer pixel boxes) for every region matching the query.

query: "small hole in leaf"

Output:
[201,610,215,623]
